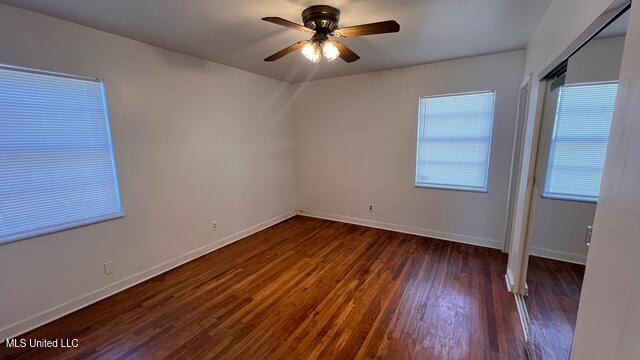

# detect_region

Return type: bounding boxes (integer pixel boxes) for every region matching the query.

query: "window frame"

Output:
[0,64,124,245]
[541,81,619,203]
[414,90,497,193]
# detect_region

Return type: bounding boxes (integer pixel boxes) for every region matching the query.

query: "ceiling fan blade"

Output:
[262,17,315,34]
[334,20,400,38]
[264,41,309,62]
[334,41,360,63]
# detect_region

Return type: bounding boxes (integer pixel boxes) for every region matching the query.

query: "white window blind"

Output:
[543,82,618,202]
[0,66,123,244]
[415,91,496,192]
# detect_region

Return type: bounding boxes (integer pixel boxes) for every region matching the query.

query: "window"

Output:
[0,65,123,244]
[543,82,618,202]
[415,91,496,192]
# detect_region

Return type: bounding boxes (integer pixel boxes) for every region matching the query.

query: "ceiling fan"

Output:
[262,5,400,63]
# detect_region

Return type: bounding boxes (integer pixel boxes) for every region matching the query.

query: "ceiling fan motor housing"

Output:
[302,5,340,33]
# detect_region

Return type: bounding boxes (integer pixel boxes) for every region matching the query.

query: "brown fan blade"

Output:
[264,41,308,62]
[334,20,400,38]
[262,17,315,34]
[334,41,360,63]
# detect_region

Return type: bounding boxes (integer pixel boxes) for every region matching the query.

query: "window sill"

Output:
[415,183,488,193]
[0,211,125,246]
[542,194,597,204]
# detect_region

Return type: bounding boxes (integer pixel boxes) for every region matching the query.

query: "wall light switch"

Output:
[104,261,115,275]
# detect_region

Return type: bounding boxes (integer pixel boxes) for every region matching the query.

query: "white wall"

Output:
[529,36,625,264]
[0,4,297,340]
[506,0,620,292]
[291,51,525,248]
[572,2,640,358]
[522,0,622,77]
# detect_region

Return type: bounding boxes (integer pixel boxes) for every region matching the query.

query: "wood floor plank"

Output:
[526,256,585,360]
[0,216,527,359]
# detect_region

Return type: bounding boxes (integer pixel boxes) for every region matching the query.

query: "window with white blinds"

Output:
[0,66,123,244]
[543,82,618,202]
[415,91,496,192]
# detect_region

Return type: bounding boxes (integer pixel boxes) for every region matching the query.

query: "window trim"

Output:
[0,64,124,245]
[414,90,496,193]
[541,81,618,204]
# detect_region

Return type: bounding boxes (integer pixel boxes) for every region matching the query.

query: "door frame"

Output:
[503,76,531,254]
[505,74,545,295]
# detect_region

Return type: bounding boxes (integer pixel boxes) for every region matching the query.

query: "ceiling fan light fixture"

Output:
[301,41,321,63]
[322,40,340,62]
[263,5,399,63]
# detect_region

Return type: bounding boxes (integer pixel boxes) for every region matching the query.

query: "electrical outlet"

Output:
[104,261,115,276]
[211,221,218,231]
[369,204,374,212]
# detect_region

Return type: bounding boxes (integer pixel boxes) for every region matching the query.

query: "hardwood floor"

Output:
[526,256,585,360]
[1,216,527,359]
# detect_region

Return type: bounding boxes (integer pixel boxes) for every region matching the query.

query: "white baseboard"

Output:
[530,246,587,265]
[297,210,503,250]
[0,210,297,343]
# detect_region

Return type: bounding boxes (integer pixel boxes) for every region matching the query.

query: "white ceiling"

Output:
[0,0,553,83]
